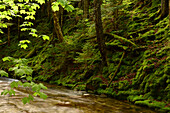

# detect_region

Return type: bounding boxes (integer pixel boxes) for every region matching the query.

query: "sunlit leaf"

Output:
[42,35,50,41]
[52,2,59,12]
[39,83,47,89]
[20,44,28,49]
[65,5,74,12]
[0,70,8,77]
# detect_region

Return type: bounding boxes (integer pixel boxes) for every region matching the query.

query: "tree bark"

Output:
[83,0,89,18]
[8,21,10,46]
[94,0,107,66]
[59,5,64,29]
[169,0,170,29]
[52,11,64,43]
[18,17,20,41]
[161,0,169,18]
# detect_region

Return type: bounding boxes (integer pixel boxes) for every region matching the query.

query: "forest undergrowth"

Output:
[0,0,169,112]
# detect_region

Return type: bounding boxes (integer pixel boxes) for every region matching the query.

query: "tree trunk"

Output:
[94,0,107,66]
[18,17,20,41]
[169,0,170,29]
[59,5,64,29]
[8,21,10,46]
[161,0,169,18]
[83,0,89,18]
[52,11,64,43]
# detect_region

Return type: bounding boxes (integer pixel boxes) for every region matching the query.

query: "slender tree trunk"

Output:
[52,11,64,43]
[59,5,64,29]
[18,17,20,41]
[47,1,51,21]
[8,21,10,46]
[83,0,89,18]
[94,0,107,66]
[169,0,170,29]
[161,0,169,18]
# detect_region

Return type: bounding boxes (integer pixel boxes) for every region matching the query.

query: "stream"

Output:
[0,77,157,113]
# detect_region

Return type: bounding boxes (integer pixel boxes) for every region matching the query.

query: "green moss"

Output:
[159,107,170,113]
[127,95,145,102]
[117,80,129,90]
[135,100,166,109]
[117,90,142,100]
[74,85,86,91]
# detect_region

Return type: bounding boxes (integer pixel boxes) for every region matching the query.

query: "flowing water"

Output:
[0,77,157,113]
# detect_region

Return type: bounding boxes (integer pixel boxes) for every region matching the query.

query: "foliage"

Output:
[1,56,48,104]
[0,0,169,111]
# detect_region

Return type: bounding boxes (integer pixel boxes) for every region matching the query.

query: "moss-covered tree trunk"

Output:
[94,0,107,66]
[169,0,170,29]
[59,6,64,29]
[52,11,64,43]
[83,0,89,18]
[161,0,169,18]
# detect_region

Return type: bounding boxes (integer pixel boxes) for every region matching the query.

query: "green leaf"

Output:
[33,92,39,96]
[37,0,45,5]
[52,2,59,12]
[0,70,8,77]
[10,81,18,88]
[2,56,14,62]
[8,89,15,96]
[0,29,4,34]
[23,82,31,87]
[58,0,67,7]
[28,94,34,101]
[26,76,32,81]
[25,15,35,20]
[2,89,9,95]
[39,92,48,99]
[9,67,18,71]
[29,32,38,37]
[22,97,28,104]
[20,44,28,49]
[39,83,47,89]
[32,84,40,92]
[65,5,74,12]
[19,40,31,44]
[42,35,50,41]
[20,10,26,14]
[18,81,23,86]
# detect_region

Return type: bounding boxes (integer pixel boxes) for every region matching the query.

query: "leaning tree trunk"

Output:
[94,0,107,66]
[161,0,169,18]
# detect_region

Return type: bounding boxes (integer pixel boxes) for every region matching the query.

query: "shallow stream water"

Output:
[0,77,157,113]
